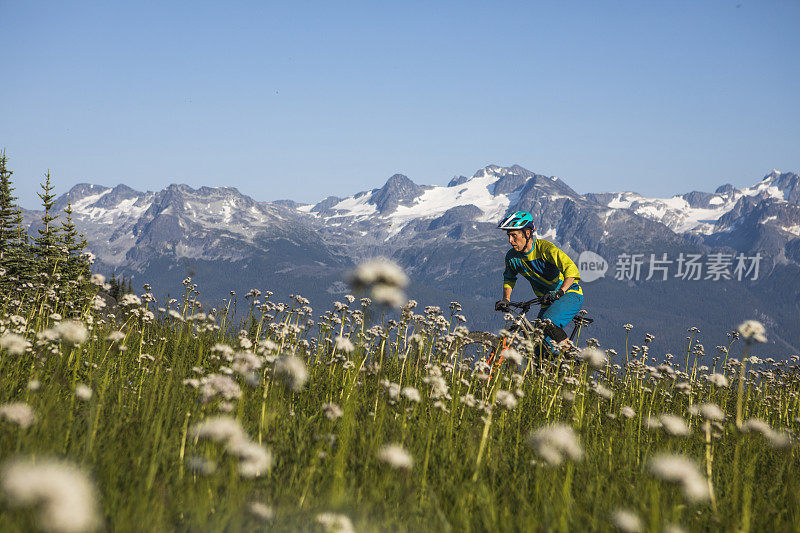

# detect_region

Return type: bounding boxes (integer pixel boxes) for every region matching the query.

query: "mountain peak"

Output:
[447,175,469,187]
[369,174,425,214]
[53,183,112,212]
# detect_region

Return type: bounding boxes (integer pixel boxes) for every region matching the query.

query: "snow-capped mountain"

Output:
[24,164,800,356]
[586,170,800,236]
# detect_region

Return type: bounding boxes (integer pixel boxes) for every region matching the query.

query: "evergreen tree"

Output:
[34,170,62,281]
[60,201,93,310]
[109,273,120,300]
[6,208,35,284]
[0,151,35,289]
[60,202,91,279]
[0,150,16,274]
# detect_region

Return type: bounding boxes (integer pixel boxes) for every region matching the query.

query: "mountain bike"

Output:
[456,297,593,370]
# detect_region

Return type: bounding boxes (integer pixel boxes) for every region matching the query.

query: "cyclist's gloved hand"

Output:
[495,299,511,312]
[542,288,565,305]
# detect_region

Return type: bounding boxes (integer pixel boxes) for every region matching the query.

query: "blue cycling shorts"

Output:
[537,292,583,329]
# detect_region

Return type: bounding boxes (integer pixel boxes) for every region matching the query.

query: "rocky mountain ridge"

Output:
[22,165,800,357]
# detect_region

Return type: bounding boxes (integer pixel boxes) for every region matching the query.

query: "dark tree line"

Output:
[0,150,95,316]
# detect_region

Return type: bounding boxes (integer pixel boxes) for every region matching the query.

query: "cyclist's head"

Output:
[498,211,535,233]
[499,211,535,252]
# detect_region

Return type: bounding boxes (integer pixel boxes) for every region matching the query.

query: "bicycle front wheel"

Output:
[457,331,501,365]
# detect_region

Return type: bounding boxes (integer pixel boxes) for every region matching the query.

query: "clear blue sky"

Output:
[1,1,798,209]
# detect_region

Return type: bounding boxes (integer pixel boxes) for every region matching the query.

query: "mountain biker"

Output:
[495,210,583,353]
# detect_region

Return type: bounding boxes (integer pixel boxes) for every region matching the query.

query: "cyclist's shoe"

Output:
[556,338,577,356]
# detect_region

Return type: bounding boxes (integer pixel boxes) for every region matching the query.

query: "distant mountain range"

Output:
[24,165,800,359]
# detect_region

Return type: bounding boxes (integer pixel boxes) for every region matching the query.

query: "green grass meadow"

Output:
[1,282,799,532]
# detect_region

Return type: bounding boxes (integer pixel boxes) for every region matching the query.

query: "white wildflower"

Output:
[460,393,477,408]
[231,351,262,375]
[620,406,635,419]
[371,284,406,307]
[349,258,409,290]
[611,509,642,533]
[401,387,421,403]
[707,373,729,388]
[1,458,101,533]
[238,337,253,350]
[90,295,106,310]
[737,320,766,344]
[199,374,242,403]
[495,390,518,410]
[191,416,273,477]
[699,403,725,421]
[275,355,308,392]
[248,502,274,521]
[593,383,613,400]
[377,443,414,470]
[55,321,88,345]
[579,347,608,370]
[528,423,584,466]
[27,379,41,391]
[211,343,235,360]
[119,294,142,307]
[322,402,344,421]
[423,374,449,400]
[106,331,125,342]
[191,415,247,443]
[659,414,691,437]
[742,418,791,448]
[381,380,401,400]
[75,384,93,402]
[500,347,523,365]
[0,402,37,429]
[227,438,273,478]
[0,333,29,356]
[649,454,710,503]
[37,328,59,344]
[334,336,355,354]
[316,512,355,533]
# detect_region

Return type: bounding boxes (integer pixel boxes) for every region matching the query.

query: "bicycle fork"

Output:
[486,337,509,379]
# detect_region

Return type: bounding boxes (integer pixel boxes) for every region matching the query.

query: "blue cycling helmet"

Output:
[498,210,535,232]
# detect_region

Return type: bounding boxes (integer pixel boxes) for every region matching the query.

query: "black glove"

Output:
[495,299,511,312]
[541,288,565,305]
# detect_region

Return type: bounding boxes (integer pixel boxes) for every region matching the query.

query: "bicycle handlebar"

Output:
[508,298,542,308]
[498,297,541,313]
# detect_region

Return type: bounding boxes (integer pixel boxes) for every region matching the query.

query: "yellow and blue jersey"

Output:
[503,239,583,297]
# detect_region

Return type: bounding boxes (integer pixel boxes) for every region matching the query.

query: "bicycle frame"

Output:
[487,298,593,371]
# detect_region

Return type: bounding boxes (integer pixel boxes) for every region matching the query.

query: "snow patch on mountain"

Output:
[79,197,153,224]
[72,189,111,211]
[782,224,800,236]
[389,173,514,226]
